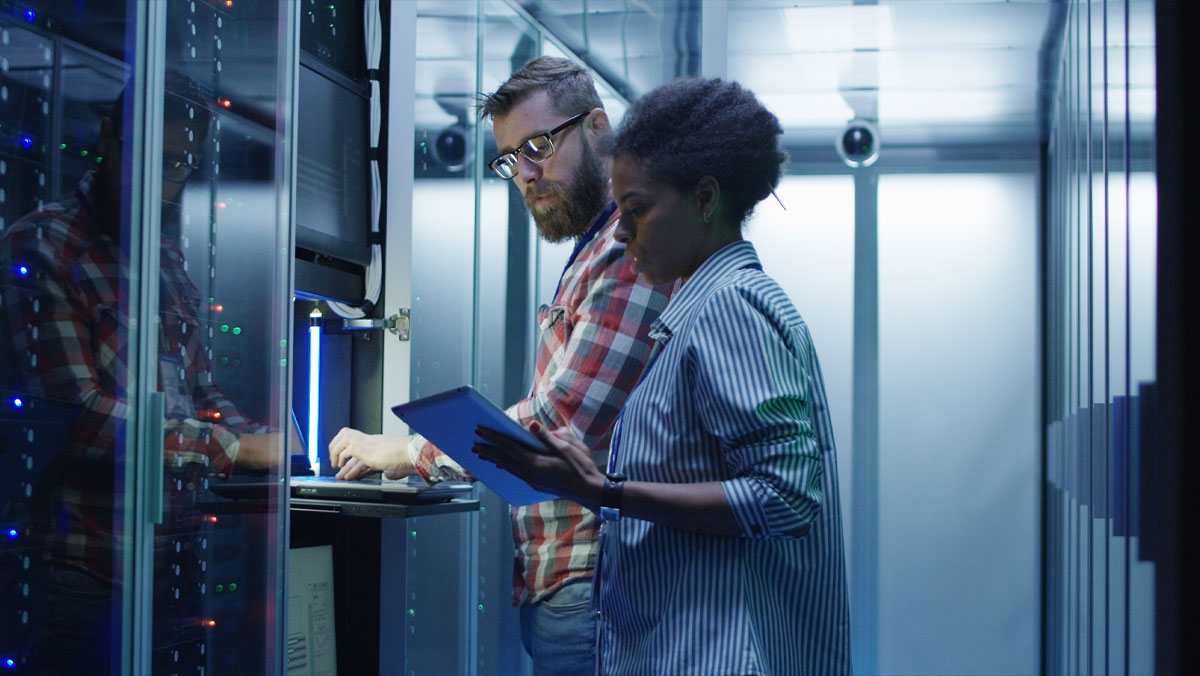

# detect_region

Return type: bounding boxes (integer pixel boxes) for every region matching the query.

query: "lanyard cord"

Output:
[553,201,617,302]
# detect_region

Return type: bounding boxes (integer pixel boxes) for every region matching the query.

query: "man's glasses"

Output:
[163,156,201,184]
[488,111,588,180]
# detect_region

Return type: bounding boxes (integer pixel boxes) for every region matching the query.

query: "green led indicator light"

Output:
[407,608,415,617]
[79,150,88,157]
[410,530,417,538]
[215,584,224,593]
[232,326,242,335]
[229,582,237,592]
[59,143,66,150]
[220,356,229,365]
[220,324,229,333]
[280,339,288,347]
[94,157,103,164]
[280,358,288,367]
[477,604,484,611]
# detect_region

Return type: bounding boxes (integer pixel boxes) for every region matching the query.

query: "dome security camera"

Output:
[837,119,880,169]
[432,126,468,172]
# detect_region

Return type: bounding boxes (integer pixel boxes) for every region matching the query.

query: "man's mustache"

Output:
[527,182,566,203]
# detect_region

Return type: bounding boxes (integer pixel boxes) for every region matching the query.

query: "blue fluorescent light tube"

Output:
[308,309,322,474]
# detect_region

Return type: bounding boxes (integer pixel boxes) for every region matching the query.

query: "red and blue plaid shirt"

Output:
[412,202,673,605]
[0,173,267,583]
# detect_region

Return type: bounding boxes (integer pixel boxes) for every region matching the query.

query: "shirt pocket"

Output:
[535,304,570,364]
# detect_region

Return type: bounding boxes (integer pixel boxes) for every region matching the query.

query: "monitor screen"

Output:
[295,64,371,268]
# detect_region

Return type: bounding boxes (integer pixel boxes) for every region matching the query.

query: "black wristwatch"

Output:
[599,472,627,522]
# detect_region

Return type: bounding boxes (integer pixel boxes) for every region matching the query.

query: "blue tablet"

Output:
[391,385,555,506]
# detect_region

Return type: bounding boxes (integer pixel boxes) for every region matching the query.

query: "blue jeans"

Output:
[519,577,597,676]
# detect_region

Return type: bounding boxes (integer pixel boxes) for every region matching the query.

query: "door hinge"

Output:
[385,307,410,341]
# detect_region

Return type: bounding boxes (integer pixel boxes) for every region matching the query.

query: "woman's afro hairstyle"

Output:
[608,78,786,227]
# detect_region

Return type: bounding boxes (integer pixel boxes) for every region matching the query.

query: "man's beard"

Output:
[525,138,607,243]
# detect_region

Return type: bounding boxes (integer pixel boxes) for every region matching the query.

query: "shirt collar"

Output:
[650,239,761,340]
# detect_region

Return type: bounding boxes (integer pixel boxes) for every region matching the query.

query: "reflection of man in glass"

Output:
[0,73,277,673]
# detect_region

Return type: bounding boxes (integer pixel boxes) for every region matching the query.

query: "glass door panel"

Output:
[877,173,1040,676]
[404,6,480,673]
[1,1,293,673]
[151,1,293,674]
[1,5,139,673]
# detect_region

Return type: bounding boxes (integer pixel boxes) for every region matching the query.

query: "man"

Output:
[0,74,280,673]
[327,57,672,672]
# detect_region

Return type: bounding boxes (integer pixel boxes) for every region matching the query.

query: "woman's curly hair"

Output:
[608,78,786,227]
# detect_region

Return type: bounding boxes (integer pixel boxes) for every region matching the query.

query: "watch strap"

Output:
[599,472,626,521]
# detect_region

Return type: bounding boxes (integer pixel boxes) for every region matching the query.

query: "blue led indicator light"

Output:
[11,398,23,408]
[3,656,14,668]
[20,135,34,149]
[5,529,16,540]
[17,265,30,276]
[24,8,37,22]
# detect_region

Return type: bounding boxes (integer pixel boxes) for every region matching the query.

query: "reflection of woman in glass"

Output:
[476,78,851,675]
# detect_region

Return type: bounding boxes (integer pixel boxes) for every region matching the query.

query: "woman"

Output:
[475,78,851,675]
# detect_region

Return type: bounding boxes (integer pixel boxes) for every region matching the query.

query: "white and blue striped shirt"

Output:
[597,240,851,675]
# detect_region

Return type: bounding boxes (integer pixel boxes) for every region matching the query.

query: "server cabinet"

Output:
[0,2,297,673]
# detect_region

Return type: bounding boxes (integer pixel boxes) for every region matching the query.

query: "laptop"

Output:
[289,475,473,503]
[209,408,473,504]
[211,474,472,504]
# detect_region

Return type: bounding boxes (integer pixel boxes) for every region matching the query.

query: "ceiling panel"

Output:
[425,0,1156,156]
[514,0,1063,150]
[724,0,1055,147]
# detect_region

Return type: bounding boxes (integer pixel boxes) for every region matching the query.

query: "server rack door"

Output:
[0,1,295,673]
